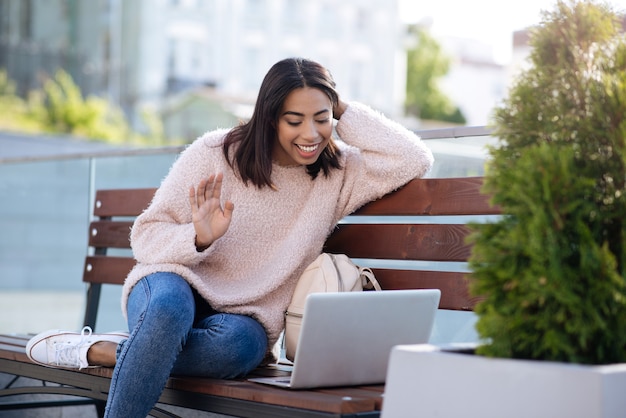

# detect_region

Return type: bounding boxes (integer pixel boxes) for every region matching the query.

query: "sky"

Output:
[398,0,626,64]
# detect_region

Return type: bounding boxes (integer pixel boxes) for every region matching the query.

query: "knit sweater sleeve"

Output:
[333,102,434,219]
[130,131,226,266]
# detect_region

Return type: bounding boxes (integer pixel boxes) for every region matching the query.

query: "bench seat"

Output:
[1,333,383,417]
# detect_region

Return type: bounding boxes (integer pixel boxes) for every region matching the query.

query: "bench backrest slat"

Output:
[88,220,134,249]
[324,224,472,262]
[372,270,479,310]
[93,188,156,217]
[83,255,134,285]
[353,177,496,216]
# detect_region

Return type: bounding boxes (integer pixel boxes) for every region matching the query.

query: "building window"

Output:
[19,0,33,40]
[244,0,265,29]
[168,39,178,74]
[284,0,305,33]
[318,4,338,38]
[356,8,368,34]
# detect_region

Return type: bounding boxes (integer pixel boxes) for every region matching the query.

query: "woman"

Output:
[26,57,434,417]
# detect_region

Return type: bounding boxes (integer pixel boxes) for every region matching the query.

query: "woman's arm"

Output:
[334,102,434,218]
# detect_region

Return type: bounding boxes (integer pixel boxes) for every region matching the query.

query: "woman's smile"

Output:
[296,143,321,154]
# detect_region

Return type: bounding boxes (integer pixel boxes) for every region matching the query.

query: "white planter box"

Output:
[382,344,626,418]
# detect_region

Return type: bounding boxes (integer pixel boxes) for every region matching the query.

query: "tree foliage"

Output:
[468,0,626,364]
[0,69,168,145]
[405,25,466,124]
[27,70,131,143]
[0,70,40,132]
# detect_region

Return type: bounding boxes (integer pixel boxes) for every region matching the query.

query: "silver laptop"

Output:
[249,289,441,389]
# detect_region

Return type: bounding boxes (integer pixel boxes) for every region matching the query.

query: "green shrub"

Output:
[27,69,131,143]
[0,70,40,132]
[0,68,174,145]
[469,0,626,364]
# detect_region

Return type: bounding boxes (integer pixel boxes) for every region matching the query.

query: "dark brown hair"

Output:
[222,57,342,189]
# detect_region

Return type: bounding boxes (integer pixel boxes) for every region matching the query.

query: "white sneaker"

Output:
[26,326,128,370]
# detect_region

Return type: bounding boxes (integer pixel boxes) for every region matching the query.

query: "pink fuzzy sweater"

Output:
[122,102,434,347]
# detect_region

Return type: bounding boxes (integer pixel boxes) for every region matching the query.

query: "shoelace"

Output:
[54,326,93,367]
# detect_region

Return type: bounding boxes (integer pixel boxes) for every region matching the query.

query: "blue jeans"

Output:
[104,272,268,418]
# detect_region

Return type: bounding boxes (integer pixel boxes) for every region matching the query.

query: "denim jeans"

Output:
[104,272,268,418]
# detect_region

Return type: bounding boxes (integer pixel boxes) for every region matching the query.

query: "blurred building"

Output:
[0,0,405,139]
[508,29,533,85]
[0,1,107,99]
[438,37,506,126]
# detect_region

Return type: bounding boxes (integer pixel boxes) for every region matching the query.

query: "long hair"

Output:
[223,57,343,189]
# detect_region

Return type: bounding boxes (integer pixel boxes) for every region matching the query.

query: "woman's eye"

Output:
[287,121,301,126]
[316,119,330,124]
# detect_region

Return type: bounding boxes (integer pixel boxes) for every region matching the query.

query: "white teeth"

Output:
[298,144,319,153]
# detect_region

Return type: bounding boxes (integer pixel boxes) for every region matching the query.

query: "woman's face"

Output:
[273,87,333,167]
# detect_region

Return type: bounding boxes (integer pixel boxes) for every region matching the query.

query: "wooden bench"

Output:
[0,176,498,417]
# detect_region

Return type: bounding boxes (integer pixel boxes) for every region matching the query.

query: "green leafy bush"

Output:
[0,69,172,145]
[469,0,626,364]
[27,69,131,143]
[0,70,40,132]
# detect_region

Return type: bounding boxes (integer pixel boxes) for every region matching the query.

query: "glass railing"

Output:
[0,126,495,343]
[0,147,183,334]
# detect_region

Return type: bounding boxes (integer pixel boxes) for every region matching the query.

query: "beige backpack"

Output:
[284,253,381,362]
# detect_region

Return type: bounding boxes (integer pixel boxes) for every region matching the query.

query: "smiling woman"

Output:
[25,57,435,418]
